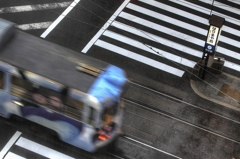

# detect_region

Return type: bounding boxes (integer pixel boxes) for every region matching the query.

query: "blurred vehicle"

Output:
[0,18,129,152]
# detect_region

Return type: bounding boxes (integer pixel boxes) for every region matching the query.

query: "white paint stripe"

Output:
[95,40,184,77]
[124,136,182,159]
[4,152,26,159]
[119,12,240,61]
[103,30,195,68]
[119,12,204,48]
[41,0,80,38]
[199,0,240,16]
[169,0,240,25]
[127,3,207,35]
[138,0,240,48]
[112,21,202,58]
[217,46,240,61]
[16,137,74,159]
[16,22,52,30]
[140,0,207,26]
[0,2,71,13]
[228,0,240,5]
[81,0,130,53]
[0,131,22,159]
[224,60,240,72]
[110,22,240,73]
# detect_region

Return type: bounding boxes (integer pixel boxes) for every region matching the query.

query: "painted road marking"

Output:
[0,2,71,13]
[0,131,22,159]
[169,0,240,25]
[119,12,204,49]
[41,0,81,38]
[81,0,130,53]
[119,12,240,61]
[111,21,202,58]
[16,137,75,159]
[137,0,240,48]
[16,22,52,30]
[95,40,185,77]
[103,30,195,68]
[4,152,26,159]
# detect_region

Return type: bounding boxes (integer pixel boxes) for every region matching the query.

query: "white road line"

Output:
[41,0,80,38]
[138,0,240,48]
[169,0,240,25]
[95,40,185,77]
[110,22,240,73]
[124,136,182,159]
[224,61,240,72]
[4,152,26,159]
[103,30,195,68]
[199,0,240,16]
[81,0,130,53]
[112,21,202,58]
[16,137,74,159]
[119,12,204,47]
[127,3,207,35]
[119,12,240,61]
[139,0,207,25]
[0,131,22,159]
[228,0,240,5]
[0,2,71,13]
[16,22,52,30]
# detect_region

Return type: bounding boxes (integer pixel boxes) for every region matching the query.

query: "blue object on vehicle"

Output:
[88,65,127,107]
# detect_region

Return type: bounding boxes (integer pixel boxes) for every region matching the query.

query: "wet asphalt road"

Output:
[0,0,240,159]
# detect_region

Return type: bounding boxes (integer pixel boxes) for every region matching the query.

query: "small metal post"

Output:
[210,0,215,17]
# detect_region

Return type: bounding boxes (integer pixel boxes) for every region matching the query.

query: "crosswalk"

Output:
[0,130,75,159]
[0,1,73,36]
[83,0,240,77]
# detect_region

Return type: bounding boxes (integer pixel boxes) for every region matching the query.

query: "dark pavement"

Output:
[191,71,240,112]
[0,0,240,158]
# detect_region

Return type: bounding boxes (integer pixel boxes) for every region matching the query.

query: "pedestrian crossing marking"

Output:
[118,12,205,48]
[83,0,240,77]
[16,137,75,159]
[16,22,52,30]
[122,5,240,62]
[95,40,185,77]
[169,0,240,26]
[111,21,202,58]
[0,2,72,13]
[228,0,240,5]
[103,30,195,68]
[199,0,240,16]
[4,152,26,159]
[0,130,75,159]
[139,0,240,48]
[0,131,22,159]
[127,3,207,35]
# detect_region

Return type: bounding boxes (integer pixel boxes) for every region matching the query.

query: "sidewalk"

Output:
[191,72,240,112]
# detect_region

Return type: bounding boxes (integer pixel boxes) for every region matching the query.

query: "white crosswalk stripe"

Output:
[1,131,75,159]
[0,1,71,31]
[0,2,71,13]
[83,0,240,77]
[16,137,75,159]
[95,40,185,77]
[4,152,26,159]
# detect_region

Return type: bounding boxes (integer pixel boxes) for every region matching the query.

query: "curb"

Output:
[190,80,240,112]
